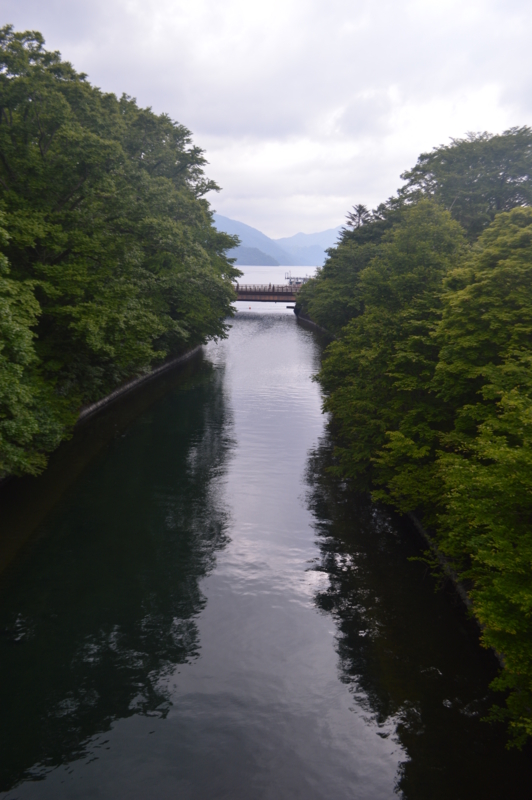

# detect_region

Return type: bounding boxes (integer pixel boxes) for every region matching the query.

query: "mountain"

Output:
[213,214,295,266]
[274,226,343,266]
[230,247,279,266]
[274,227,342,249]
[274,244,327,266]
[213,213,342,267]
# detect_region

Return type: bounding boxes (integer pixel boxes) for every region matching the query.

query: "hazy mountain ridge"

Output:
[213,213,342,266]
[275,227,342,249]
[231,246,279,266]
[213,214,295,265]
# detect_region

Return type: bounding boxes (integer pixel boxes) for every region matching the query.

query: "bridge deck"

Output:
[234,284,300,302]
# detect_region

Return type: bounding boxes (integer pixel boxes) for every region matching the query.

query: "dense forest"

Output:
[297,128,532,746]
[0,26,239,480]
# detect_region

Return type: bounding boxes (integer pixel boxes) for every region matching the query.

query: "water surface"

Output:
[1,312,531,799]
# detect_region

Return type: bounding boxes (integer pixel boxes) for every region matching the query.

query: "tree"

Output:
[432,207,532,745]
[0,26,239,476]
[305,129,532,744]
[0,213,67,476]
[401,128,532,240]
[345,203,370,228]
[320,200,466,497]
[296,198,404,335]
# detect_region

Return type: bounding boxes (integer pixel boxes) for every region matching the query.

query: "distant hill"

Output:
[213,213,342,267]
[275,244,328,266]
[275,227,342,249]
[274,226,342,266]
[231,246,279,266]
[213,214,295,266]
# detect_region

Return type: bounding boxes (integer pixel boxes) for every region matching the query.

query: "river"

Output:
[0,282,531,798]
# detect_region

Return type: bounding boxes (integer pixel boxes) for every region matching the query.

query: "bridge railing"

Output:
[234,284,300,293]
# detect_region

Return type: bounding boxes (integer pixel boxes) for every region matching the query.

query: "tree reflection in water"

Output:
[0,366,232,792]
[305,436,532,800]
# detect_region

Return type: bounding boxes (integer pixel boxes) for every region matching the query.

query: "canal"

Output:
[1,302,531,798]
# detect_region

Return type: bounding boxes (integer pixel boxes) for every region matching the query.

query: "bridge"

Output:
[234,280,305,302]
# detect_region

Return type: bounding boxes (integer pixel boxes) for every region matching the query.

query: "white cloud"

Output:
[3,0,532,235]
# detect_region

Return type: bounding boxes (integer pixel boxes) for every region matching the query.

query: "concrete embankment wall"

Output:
[294,309,334,338]
[78,345,202,424]
[0,344,204,573]
[0,345,203,490]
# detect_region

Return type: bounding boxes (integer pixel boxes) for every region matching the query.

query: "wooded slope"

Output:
[0,26,239,478]
[297,129,532,746]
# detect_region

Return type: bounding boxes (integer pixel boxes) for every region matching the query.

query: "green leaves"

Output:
[0,212,67,475]
[431,209,532,745]
[402,128,532,240]
[0,26,239,477]
[313,195,532,744]
[320,201,465,501]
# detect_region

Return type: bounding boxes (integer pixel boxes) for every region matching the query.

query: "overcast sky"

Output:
[3,0,532,236]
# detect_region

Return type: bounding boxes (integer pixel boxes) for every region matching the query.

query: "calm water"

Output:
[1,310,531,799]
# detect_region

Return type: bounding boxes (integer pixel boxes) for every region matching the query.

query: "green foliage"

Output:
[0,213,68,475]
[320,201,466,498]
[433,208,532,746]
[300,127,532,336]
[0,25,239,477]
[311,168,532,743]
[402,128,532,240]
[297,198,402,335]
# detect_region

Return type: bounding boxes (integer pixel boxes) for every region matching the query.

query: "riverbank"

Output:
[78,345,203,423]
[294,308,334,338]
[0,345,205,574]
[295,308,491,646]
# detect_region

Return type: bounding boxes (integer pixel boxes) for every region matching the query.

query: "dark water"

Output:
[0,313,531,799]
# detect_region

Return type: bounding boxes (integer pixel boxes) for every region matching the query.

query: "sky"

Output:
[3,0,532,237]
